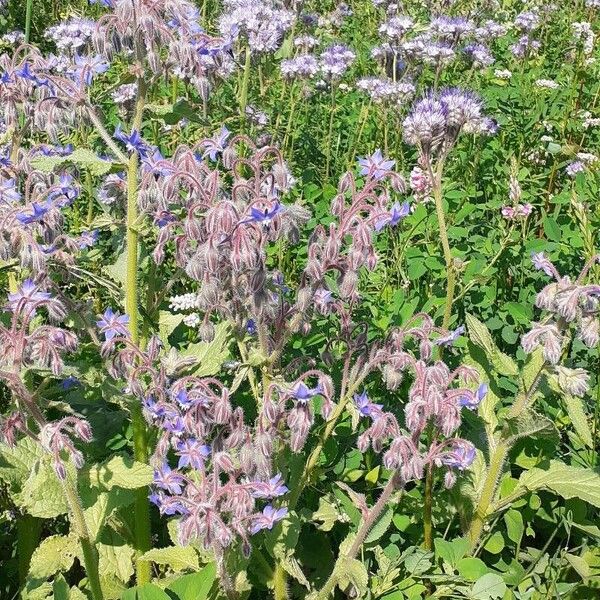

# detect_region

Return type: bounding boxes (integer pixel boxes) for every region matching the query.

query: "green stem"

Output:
[273,564,289,600]
[430,161,455,330]
[423,463,434,550]
[315,474,401,599]
[324,86,337,180]
[25,0,33,44]
[466,442,508,551]
[126,77,152,584]
[17,514,42,585]
[63,479,104,600]
[239,46,251,117]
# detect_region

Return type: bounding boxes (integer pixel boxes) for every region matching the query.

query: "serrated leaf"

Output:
[82,488,138,542]
[158,310,185,344]
[179,322,231,376]
[30,148,116,176]
[141,546,199,572]
[165,562,217,600]
[28,535,78,581]
[84,455,153,491]
[514,461,600,508]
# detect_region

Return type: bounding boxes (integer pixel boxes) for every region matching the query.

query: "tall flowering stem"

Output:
[126,76,153,584]
[466,254,600,550]
[25,0,34,44]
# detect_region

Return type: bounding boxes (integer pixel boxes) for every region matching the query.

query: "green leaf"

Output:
[312,495,342,531]
[82,487,138,542]
[84,455,153,491]
[179,322,231,377]
[28,535,78,581]
[503,510,524,545]
[98,531,135,584]
[337,557,369,597]
[121,583,172,600]
[158,310,185,344]
[457,558,489,582]
[365,506,393,544]
[562,393,593,448]
[30,148,116,176]
[503,409,557,443]
[543,216,561,242]
[470,573,507,599]
[564,553,591,580]
[434,537,470,568]
[165,562,217,600]
[141,546,199,572]
[466,314,518,376]
[0,438,45,492]
[483,531,505,554]
[281,555,310,589]
[21,457,69,518]
[514,461,600,508]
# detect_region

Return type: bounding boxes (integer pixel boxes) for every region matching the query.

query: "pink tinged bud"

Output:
[578,316,599,348]
[74,419,93,442]
[72,450,85,469]
[554,288,582,322]
[214,451,235,473]
[331,193,346,216]
[543,330,562,364]
[54,460,67,480]
[339,270,359,299]
[419,339,432,361]
[263,399,281,424]
[444,470,457,489]
[338,172,354,194]
[357,432,371,453]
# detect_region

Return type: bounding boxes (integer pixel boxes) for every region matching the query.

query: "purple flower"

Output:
[201,126,230,161]
[289,381,323,403]
[435,325,465,347]
[246,202,283,227]
[566,161,585,176]
[442,443,476,470]
[459,383,488,410]
[96,308,129,341]
[72,54,109,86]
[175,389,193,408]
[246,319,257,335]
[61,376,81,390]
[16,62,47,86]
[375,201,410,231]
[250,505,288,534]
[354,391,383,418]
[0,178,21,204]
[176,439,211,470]
[143,396,166,418]
[358,149,395,180]
[153,463,185,495]
[16,202,49,225]
[7,279,51,312]
[78,230,99,249]
[114,125,149,157]
[251,474,289,499]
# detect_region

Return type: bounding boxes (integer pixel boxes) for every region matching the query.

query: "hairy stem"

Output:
[239,46,251,117]
[315,473,401,599]
[126,77,152,584]
[423,464,434,550]
[430,161,455,330]
[273,564,289,600]
[466,442,508,551]
[25,0,33,44]
[63,478,104,600]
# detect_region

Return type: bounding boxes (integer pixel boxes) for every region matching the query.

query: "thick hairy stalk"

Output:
[466,442,508,550]
[25,0,33,43]
[423,465,434,550]
[239,46,251,117]
[315,473,401,599]
[273,564,289,600]
[126,78,152,584]
[430,161,455,331]
[63,478,104,600]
